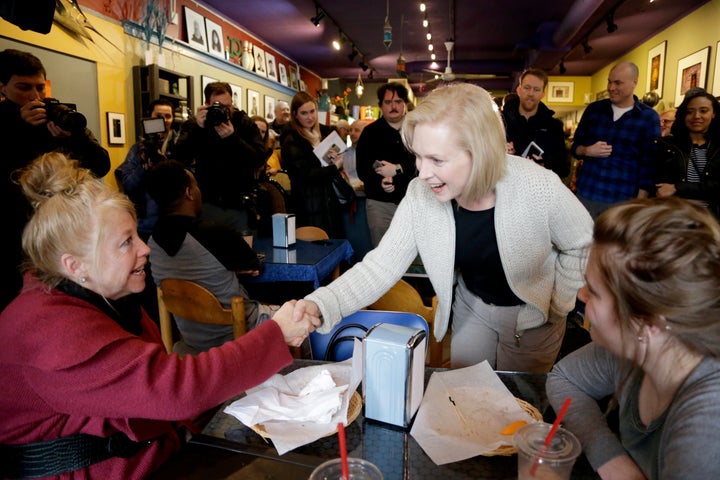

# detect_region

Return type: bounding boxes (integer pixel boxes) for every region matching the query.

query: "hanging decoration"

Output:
[383,0,392,49]
[355,73,365,98]
[396,14,407,77]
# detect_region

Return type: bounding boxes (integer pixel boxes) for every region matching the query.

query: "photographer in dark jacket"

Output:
[654,88,720,217]
[502,68,569,179]
[174,81,266,232]
[0,49,110,311]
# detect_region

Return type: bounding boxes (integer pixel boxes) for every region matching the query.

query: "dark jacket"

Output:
[0,100,110,311]
[174,109,266,210]
[502,98,569,178]
[281,124,343,237]
[654,135,720,217]
[356,117,416,203]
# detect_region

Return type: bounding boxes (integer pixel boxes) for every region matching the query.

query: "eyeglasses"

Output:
[661,119,675,125]
[521,85,543,93]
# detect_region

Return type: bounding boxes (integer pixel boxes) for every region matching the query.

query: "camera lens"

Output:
[43,98,87,133]
[206,102,229,127]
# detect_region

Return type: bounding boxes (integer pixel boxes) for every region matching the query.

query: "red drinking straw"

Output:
[338,422,349,480]
[530,397,572,477]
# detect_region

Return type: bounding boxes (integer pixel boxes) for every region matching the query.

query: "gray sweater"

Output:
[307,155,592,339]
[547,342,720,479]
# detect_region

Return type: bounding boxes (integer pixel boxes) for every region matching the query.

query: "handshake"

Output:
[269,299,323,347]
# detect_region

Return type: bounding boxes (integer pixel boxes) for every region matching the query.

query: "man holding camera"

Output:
[174,82,267,231]
[115,99,178,239]
[0,49,110,311]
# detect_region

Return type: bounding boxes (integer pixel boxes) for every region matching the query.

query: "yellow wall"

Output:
[589,0,720,110]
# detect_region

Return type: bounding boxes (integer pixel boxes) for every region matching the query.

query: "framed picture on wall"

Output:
[253,45,267,77]
[547,81,574,103]
[230,84,243,110]
[201,75,218,100]
[247,89,260,117]
[265,96,275,122]
[107,112,126,145]
[265,53,278,81]
[204,17,224,58]
[289,64,298,90]
[675,46,710,106]
[646,40,666,98]
[278,64,289,86]
[713,41,720,96]
[184,7,207,51]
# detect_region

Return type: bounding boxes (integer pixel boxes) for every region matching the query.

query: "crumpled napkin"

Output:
[223,356,362,455]
[410,360,538,465]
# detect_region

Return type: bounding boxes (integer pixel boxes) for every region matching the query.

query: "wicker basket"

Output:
[251,390,362,439]
[483,398,543,457]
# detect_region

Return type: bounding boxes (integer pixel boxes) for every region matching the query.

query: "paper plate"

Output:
[251,390,362,439]
[482,397,543,457]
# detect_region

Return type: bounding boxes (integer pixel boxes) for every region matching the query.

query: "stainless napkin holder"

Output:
[363,322,426,428]
[272,213,296,248]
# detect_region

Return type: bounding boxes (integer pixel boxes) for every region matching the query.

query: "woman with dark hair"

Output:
[281,91,344,237]
[547,197,720,479]
[654,88,720,216]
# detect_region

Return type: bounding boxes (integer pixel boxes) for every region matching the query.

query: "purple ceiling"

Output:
[203,0,709,93]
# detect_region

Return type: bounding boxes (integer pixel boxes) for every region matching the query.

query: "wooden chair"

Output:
[269,169,291,193]
[157,278,246,354]
[295,226,340,280]
[367,278,447,367]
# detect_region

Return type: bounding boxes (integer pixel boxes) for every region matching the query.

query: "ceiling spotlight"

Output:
[359,60,369,71]
[606,10,618,33]
[332,39,341,50]
[426,32,432,41]
[420,2,426,12]
[430,52,436,60]
[428,44,433,51]
[422,16,429,28]
[582,39,592,54]
[368,70,374,80]
[559,61,567,74]
[310,7,325,27]
[348,48,358,61]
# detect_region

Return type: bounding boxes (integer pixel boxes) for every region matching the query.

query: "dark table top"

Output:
[151,360,599,479]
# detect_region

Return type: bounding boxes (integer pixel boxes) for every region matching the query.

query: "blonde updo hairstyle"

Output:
[400,83,507,203]
[19,152,136,288]
[593,197,720,358]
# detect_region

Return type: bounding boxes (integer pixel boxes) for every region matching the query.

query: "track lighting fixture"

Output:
[559,61,567,74]
[419,2,426,12]
[368,70,374,80]
[359,60,369,71]
[348,47,358,61]
[582,39,592,54]
[310,5,325,27]
[605,10,617,33]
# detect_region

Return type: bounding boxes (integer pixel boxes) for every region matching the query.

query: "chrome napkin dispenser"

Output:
[272,213,296,248]
[363,323,426,428]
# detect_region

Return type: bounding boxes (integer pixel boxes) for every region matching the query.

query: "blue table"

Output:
[247,238,353,289]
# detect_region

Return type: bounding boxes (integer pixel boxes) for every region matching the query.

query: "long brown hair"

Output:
[289,91,320,144]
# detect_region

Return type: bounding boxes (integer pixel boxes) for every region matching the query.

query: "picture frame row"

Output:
[184,6,298,89]
[201,75,277,122]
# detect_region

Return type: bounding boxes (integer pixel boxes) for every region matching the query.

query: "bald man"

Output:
[571,61,660,218]
[270,100,290,142]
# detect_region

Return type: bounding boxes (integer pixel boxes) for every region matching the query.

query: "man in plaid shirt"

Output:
[571,62,660,219]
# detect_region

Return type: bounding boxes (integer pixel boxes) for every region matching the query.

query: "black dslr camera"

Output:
[205,102,229,127]
[42,98,87,133]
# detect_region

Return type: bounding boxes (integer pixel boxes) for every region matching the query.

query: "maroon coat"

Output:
[0,274,292,479]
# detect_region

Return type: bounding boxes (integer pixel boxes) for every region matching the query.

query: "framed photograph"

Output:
[265,53,278,81]
[646,41,666,98]
[264,96,275,122]
[253,45,267,77]
[201,75,218,100]
[547,81,574,103]
[712,41,720,95]
[675,46,710,106]
[289,64,298,90]
[230,84,243,110]
[183,7,207,51]
[596,90,610,101]
[204,17,224,58]
[278,64,289,86]
[107,112,126,145]
[247,89,260,117]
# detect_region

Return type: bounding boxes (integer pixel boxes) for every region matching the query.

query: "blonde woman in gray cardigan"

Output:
[296,83,593,372]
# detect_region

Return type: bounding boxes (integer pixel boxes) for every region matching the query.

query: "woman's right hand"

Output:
[271,300,314,347]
